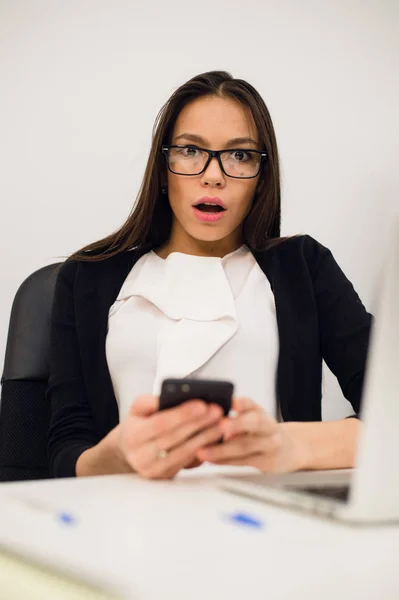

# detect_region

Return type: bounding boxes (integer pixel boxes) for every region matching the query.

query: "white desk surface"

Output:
[0,467,398,600]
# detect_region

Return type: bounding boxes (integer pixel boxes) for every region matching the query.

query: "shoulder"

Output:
[268,233,328,255]
[55,249,142,289]
[256,234,331,273]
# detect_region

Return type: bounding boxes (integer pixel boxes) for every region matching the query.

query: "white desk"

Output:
[0,470,398,599]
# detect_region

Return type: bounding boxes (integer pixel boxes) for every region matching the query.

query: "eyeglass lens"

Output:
[167,147,261,177]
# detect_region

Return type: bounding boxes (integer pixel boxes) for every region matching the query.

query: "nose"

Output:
[201,156,225,188]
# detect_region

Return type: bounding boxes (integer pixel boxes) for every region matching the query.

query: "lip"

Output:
[192,206,227,222]
[194,197,226,210]
[192,197,227,223]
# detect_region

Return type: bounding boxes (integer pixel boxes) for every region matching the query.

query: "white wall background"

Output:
[1,0,398,419]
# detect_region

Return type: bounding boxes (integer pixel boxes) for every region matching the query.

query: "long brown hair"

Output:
[67,70,295,263]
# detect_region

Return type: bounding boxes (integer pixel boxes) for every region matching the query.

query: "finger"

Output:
[231,397,257,413]
[134,404,223,468]
[221,409,277,440]
[156,404,223,451]
[197,433,264,462]
[184,458,203,469]
[138,422,224,479]
[129,395,159,417]
[197,431,281,462]
[132,400,208,446]
[204,454,265,468]
[208,451,284,473]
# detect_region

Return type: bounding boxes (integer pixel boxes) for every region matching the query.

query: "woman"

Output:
[47,70,372,480]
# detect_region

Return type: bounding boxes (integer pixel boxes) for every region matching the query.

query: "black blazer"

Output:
[47,235,373,478]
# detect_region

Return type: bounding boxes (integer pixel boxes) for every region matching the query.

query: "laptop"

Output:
[218,219,399,525]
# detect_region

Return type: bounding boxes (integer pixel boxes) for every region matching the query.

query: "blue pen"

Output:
[57,512,77,525]
[226,511,264,529]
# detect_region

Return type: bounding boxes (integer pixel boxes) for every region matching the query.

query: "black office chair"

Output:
[0,263,62,482]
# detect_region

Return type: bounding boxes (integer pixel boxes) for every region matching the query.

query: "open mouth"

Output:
[194,203,226,213]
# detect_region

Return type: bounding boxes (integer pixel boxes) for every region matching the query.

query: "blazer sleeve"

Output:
[47,260,99,477]
[305,236,373,416]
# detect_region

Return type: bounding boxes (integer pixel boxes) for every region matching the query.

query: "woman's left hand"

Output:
[196,397,309,473]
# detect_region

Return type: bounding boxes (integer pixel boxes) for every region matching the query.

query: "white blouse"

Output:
[106,245,280,422]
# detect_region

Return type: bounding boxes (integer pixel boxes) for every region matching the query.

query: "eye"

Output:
[177,145,201,158]
[229,150,253,162]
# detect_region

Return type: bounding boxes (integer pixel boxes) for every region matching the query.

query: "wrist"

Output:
[76,425,132,477]
[101,425,133,473]
[280,422,311,471]
[281,419,361,471]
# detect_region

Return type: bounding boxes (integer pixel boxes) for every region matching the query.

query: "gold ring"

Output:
[154,442,168,459]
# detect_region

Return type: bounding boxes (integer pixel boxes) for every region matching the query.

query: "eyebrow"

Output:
[173,133,259,147]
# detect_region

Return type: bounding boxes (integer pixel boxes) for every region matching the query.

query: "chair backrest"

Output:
[0,263,62,481]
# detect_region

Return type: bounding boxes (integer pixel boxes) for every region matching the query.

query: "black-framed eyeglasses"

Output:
[161,145,267,179]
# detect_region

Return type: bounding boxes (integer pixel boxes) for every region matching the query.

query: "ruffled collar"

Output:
[113,245,254,393]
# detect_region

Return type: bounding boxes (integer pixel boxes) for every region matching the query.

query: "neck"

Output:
[156,225,244,259]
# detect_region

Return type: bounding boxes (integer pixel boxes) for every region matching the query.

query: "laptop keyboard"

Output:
[223,475,351,504]
[289,485,350,502]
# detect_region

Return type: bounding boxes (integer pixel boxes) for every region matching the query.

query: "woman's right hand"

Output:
[116,395,224,479]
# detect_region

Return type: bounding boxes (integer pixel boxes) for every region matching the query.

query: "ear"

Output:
[161,172,169,193]
[160,174,168,194]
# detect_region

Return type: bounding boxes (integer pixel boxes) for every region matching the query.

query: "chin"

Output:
[187,225,231,243]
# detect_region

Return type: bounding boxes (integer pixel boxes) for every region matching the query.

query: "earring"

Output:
[161,187,168,195]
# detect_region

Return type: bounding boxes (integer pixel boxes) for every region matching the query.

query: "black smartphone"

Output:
[159,378,234,416]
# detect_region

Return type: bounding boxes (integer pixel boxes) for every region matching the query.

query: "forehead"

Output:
[172,96,258,144]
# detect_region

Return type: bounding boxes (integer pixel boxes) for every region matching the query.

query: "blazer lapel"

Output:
[254,245,322,422]
[76,250,144,437]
